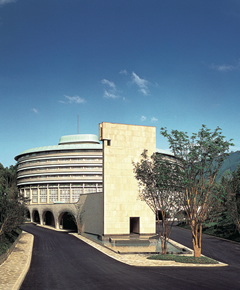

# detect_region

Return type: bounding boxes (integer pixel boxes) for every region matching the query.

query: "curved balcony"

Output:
[17,175,102,186]
[18,159,103,170]
[17,167,102,177]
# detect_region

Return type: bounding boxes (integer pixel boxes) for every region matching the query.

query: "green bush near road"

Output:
[0,228,22,255]
[178,213,240,243]
[0,163,27,256]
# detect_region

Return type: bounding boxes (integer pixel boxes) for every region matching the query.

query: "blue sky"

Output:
[1,0,240,167]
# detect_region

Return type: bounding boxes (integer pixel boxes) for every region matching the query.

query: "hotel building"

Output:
[15,122,158,238]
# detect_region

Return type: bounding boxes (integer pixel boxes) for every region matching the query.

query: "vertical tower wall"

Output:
[99,122,156,235]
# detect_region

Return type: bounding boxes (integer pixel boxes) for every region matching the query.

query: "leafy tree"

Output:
[0,163,6,194]
[133,150,183,255]
[0,163,27,238]
[0,194,26,237]
[161,125,233,257]
[223,166,240,234]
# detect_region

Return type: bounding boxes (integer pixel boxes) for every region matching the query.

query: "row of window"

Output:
[20,183,102,189]
[23,187,101,203]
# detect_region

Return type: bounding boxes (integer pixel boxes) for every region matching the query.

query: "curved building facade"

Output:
[15,134,103,205]
[15,123,157,237]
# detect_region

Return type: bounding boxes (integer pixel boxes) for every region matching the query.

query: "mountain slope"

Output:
[217,151,240,178]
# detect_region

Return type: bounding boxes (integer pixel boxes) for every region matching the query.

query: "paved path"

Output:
[18,224,240,290]
[0,232,33,290]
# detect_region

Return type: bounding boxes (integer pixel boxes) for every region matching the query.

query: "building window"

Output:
[40,189,47,203]
[49,189,58,203]
[32,189,38,203]
[72,188,82,202]
[25,189,30,198]
[60,188,70,203]
[84,188,97,194]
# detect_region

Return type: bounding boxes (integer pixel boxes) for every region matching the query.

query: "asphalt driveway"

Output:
[20,224,240,290]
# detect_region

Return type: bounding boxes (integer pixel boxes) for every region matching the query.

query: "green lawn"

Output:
[148,254,218,264]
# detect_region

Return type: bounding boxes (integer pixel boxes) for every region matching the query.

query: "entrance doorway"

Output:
[130,217,140,234]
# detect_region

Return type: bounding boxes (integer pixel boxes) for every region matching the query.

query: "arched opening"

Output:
[25,209,30,221]
[32,210,40,223]
[59,212,77,231]
[43,211,55,227]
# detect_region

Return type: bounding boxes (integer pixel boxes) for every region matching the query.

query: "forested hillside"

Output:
[217,151,240,179]
[0,163,26,255]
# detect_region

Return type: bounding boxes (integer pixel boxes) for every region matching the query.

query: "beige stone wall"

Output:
[99,122,156,235]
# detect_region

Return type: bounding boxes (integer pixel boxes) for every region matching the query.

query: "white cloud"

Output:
[101,78,119,99]
[101,79,116,90]
[132,72,149,95]
[141,116,147,122]
[211,64,235,72]
[61,95,86,104]
[140,88,148,96]
[151,117,158,122]
[120,69,128,75]
[31,108,38,114]
[132,72,148,88]
[0,0,16,6]
[103,90,118,99]
[210,59,240,72]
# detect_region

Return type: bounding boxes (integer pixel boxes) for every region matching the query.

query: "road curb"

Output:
[13,232,34,290]
[70,233,228,267]
[0,233,22,266]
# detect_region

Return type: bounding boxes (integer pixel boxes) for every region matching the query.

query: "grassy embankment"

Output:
[0,228,22,256]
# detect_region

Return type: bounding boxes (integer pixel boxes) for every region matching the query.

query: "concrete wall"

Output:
[27,191,103,235]
[74,192,103,235]
[99,122,156,236]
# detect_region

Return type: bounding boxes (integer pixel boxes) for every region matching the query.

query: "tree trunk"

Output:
[193,245,201,257]
[162,238,168,255]
[162,244,167,255]
[191,221,202,258]
[161,213,167,255]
